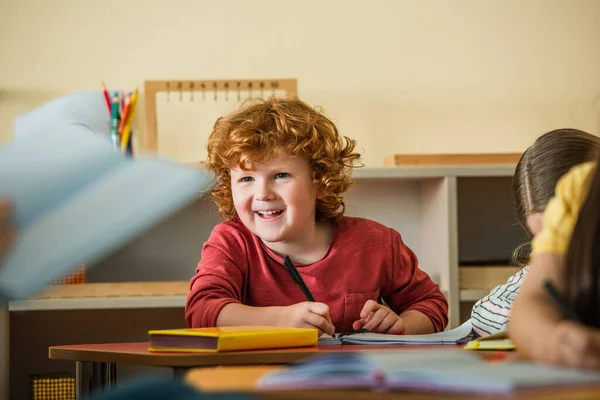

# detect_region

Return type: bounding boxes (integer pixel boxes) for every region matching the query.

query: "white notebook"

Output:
[0,92,214,300]
[319,319,474,345]
[259,350,600,395]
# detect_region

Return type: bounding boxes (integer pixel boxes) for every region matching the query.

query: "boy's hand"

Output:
[280,302,335,336]
[535,320,600,369]
[0,200,16,263]
[353,300,405,334]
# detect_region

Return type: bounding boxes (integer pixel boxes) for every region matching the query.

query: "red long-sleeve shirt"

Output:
[185,216,448,333]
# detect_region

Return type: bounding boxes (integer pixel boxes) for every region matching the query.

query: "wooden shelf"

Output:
[458,266,522,302]
[460,289,491,302]
[385,153,522,166]
[351,165,516,179]
[8,281,189,312]
[9,296,186,312]
[459,266,521,290]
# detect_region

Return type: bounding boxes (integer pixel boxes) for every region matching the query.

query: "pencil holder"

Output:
[102,83,138,157]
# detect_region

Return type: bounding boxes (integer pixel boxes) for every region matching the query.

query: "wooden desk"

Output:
[49,342,470,368]
[50,341,323,399]
[49,342,464,399]
[185,365,600,400]
[49,342,323,369]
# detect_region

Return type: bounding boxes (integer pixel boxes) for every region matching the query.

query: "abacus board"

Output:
[143,79,297,165]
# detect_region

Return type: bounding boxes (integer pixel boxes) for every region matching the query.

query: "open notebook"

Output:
[319,319,474,345]
[258,350,600,395]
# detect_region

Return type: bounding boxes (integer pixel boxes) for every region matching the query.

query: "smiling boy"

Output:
[185,98,448,335]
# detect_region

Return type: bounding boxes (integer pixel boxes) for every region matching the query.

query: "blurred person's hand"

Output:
[0,200,16,263]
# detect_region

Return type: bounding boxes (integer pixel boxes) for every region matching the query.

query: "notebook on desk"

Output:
[258,350,600,395]
[318,319,474,345]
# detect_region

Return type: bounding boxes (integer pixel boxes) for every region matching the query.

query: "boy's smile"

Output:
[255,209,284,219]
[230,149,328,261]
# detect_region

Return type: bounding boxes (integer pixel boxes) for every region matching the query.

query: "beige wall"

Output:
[1,0,600,166]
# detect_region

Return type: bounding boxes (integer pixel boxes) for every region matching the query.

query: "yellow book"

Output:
[464,330,516,351]
[148,326,318,353]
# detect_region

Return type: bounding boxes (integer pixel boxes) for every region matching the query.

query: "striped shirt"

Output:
[470,266,529,337]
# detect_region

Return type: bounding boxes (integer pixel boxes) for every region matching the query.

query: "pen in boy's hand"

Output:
[543,279,582,324]
[283,255,315,302]
[334,328,369,339]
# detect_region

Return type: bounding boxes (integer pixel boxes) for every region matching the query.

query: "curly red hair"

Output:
[206,97,362,222]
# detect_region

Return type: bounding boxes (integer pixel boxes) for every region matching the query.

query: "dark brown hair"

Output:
[564,157,600,327]
[513,129,600,264]
[206,97,362,222]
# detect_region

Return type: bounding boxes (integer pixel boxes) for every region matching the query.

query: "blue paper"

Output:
[0,93,214,300]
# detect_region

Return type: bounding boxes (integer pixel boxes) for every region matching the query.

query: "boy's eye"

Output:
[274,173,290,179]
[238,176,254,183]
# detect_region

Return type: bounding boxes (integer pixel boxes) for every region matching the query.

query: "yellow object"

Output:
[464,331,516,350]
[148,326,318,353]
[120,88,139,152]
[532,162,596,255]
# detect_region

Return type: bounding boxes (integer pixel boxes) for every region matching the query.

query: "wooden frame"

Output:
[143,79,298,153]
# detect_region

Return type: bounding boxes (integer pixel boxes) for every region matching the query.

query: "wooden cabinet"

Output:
[346,164,524,328]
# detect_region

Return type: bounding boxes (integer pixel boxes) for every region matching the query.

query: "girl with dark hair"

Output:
[472,129,600,336]
[510,151,600,368]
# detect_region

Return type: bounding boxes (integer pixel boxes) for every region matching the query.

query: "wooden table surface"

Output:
[48,342,467,368]
[185,365,600,400]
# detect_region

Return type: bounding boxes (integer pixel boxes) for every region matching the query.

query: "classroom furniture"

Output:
[143,78,298,157]
[8,281,189,311]
[6,282,191,399]
[5,162,524,399]
[48,342,466,399]
[0,301,7,400]
[385,153,522,166]
[184,365,600,400]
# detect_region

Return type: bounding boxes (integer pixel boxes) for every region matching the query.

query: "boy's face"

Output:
[230,150,319,247]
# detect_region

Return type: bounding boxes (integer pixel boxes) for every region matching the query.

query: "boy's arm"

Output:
[185,225,334,334]
[399,309,434,334]
[216,303,284,326]
[185,242,285,328]
[185,225,249,328]
[217,302,334,335]
[384,230,449,333]
[471,267,529,336]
